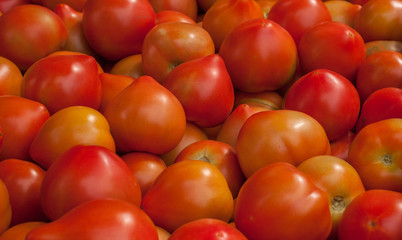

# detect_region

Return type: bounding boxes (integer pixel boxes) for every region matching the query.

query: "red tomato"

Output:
[41,0,87,11]
[236,110,331,178]
[365,40,402,58]
[297,156,366,240]
[21,54,102,115]
[298,21,366,81]
[142,160,234,233]
[355,87,402,133]
[355,51,402,103]
[0,4,67,71]
[155,10,196,24]
[163,54,234,128]
[338,189,402,240]
[330,131,356,161]
[0,159,47,226]
[354,0,402,42]
[169,218,247,240]
[0,179,11,234]
[26,199,159,240]
[202,0,264,50]
[110,54,144,78]
[267,0,331,45]
[284,69,361,141]
[233,90,283,110]
[324,0,361,28]
[141,22,215,83]
[0,96,50,161]
[0,0,30,13]
[82,0,156,61]
[235,162,332,240]
[0,57,22,96]
[148,0,198,21]
[219,18,298,92]
[29,106,116,169]
[0,221,46,240]
[41,145,142,220]
[104,76,186,155]
[347,118,402,192]
[256,0,278,19]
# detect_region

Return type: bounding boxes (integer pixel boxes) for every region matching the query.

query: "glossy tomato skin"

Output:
[110,54,144,79]
[29,106,116,170]
[22,54,102,115]
[324,0,361,27]
[338,189,402,240]
[82,0,156,61]
[355,87,402,133]
[365,40,402,58]
[41,0,87,11]
[219,18,298,92]
[142,160,234,233]
[0,0,30,13]
[169,218,247,240]
[235,162,332,240]
[347,118,402,192]
[284,69,361,141]
[163,54,234,128]
[155,10,196,24]
[0,179,11,234]
[149,0,198,21]
[330,131,356,161]
[0,57,22,96]
[0,96,50,161]
[26,199,159,240]
[0,4,67,71]
[0,159,47,226]
[40,145,142,220]
[104,75,186,155]
[267,0,331,45]
[236,110,331,178]
[298,21,366,81]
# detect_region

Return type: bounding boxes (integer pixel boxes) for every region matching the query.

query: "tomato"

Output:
[236,110,331,178]
[41,145,142,220]
[354,0,402,42]
[104,75,186,155]
[29,106,116,169]
[355,51,402,103]
[141,22,215,83]
[120,152,167,196]
[0,179,11,234]
[202,0,264,50]
[0,96,50,161]
[297,155,366,240]
[175,139,246,198]
[110,54,143,78]
[234,90,282,110]
[338,189,402,240]
[26,199,159,240]
[82,0,156,61]
[219,18,297,92]
[330,131,356,161]
[234,162,332,240]
[0,57,22,96]
[161,121,208,166]
[284,69,361,141]
[169,218,247,240]
[355,87,402,133]
[197,0,217,12]
[41,0,87,11]
[365,40,402,58]
[347,118,402,192]
[0,0,30,13]
[0,159,47,226]
[267,0,331,45]
[256,0,278,19]
[0,4,67,71]
[21,54,102,115]
[148,0,198,21]
[0,221,46,240]
[156,226,171,240]
[142,160,234,233]
[324,0,361,27]
[298,21,366,81]
[163,54,234,128]
[155,10,196,24]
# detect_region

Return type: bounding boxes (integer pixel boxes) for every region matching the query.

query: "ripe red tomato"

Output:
[284,69,361,141]
[41,0,87,11]
[330,131,356,161]
[163,54,234,128]
[0,4,67,71]
[235,162,332,240]
[155,10,197,24]
[0,179,11,234]
[219,18,298,92]
[0,57,22,96]
[0,159,47,226]
[26,199,159,240]
[0,0,30,13]
[236,110,331,178]
[298,21,366,81]
[347,118,402,192]
[104,75,186,155]
[148,0,198,21]
[40,145,142,220]
[338,189,402,240]
[82,0,156,60]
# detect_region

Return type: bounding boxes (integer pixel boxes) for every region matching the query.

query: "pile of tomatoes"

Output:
[0,0,401,239]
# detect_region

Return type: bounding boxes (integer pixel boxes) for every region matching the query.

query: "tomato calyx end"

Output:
[381,154,392,166]
[331,196,346,211]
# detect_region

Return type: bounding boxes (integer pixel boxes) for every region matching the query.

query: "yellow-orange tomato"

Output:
[298,155,366,240]
[0,57,22,96]
[0,179,11,234]
[29,106,116,170]
[110,54,144,79]
[0,221,46,240]
[324,0,361,27]
[142,160,234,233]
[236,110,331,178]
